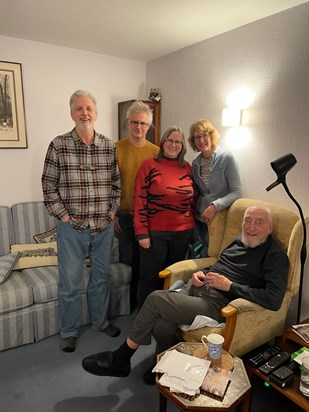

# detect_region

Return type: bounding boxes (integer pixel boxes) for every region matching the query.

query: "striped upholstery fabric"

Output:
[0,206,15,256]
[23,263,130,305]
[0,305,35,351]
[109,263,131,316]
[0,201,132,350]
[0,271,33,314]
[33,294,90,342]
[11,201,56,244]
[22,266,61,304]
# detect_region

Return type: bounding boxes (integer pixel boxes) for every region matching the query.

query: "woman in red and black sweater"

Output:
[134,126,195,309]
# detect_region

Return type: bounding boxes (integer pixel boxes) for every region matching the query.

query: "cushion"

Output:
[11,242,57,269]
[0,253,20,284]
[0,270,34,315]
[33,227,57,243]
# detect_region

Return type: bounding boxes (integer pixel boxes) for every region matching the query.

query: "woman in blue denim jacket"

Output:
[188,119,241,256]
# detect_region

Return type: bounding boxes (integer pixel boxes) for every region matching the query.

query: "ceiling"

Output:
[0,0,307,62]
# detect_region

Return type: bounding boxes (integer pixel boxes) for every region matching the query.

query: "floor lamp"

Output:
[266,153,307,323]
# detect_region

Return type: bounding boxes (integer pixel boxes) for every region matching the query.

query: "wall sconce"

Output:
[266,153,307,323]
[222,108,242,127]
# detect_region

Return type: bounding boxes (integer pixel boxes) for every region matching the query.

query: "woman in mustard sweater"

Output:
[133,126,195,308]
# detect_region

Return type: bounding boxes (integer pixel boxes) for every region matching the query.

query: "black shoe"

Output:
[102,323,121,337]
[60,337,76,352]
[82,351,131,377]
[143,364,156,385]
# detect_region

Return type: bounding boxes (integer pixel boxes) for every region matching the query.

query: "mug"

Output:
[202,333,224,361]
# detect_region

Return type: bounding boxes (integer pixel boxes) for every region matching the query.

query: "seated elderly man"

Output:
[82,206,289,383]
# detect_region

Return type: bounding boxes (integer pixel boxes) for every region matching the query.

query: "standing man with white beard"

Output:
[42,90,121,352]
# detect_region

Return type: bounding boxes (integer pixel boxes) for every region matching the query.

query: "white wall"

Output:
[146,3,309,322]
[0,35,146,205]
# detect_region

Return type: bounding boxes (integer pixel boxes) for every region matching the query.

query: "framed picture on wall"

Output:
[0,61,28,148]
[118,99,161,145]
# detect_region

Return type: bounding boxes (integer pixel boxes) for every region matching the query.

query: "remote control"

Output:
[258,351,291,375]
[269,366,295,388]
[285,360,299,371]
[248,346,281,368]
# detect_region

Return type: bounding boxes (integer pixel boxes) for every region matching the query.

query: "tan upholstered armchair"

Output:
[159,198,309,357]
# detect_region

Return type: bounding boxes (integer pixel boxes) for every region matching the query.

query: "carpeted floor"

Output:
[0,311,306,412]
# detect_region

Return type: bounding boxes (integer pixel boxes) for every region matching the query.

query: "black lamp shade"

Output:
[270,153,297,178]
[266,153,297,192]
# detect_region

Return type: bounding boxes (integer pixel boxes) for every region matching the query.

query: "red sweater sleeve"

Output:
[133,158,152,237]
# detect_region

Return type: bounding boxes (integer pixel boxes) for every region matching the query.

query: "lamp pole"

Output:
[266,153,307,323]
[280,179,307,323]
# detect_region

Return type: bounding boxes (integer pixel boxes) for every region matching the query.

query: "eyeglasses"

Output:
[130,120,149,128]
[193,132,211,141]
[164,139,183,146]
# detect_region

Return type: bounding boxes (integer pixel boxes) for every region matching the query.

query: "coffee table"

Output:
[155,342,251,412]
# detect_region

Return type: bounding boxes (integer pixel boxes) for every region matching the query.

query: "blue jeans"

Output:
[57,220,114,338]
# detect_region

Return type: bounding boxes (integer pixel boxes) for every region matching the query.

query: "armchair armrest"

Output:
[220,300,270,352]
[159,257,217,289]
[228,298,264,313]
[220,299,265,350]
[220,305,238,351]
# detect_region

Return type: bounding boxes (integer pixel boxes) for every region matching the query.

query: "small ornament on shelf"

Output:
[148,87,162,102]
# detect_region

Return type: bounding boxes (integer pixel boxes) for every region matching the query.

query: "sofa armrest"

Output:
[159,257,217,289]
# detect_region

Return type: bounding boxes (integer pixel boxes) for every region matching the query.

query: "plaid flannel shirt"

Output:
[42,129,121,233]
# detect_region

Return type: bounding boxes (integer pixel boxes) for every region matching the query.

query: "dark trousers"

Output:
[116,213,140,309]
[137,229,193,309]
[130,287,229,353]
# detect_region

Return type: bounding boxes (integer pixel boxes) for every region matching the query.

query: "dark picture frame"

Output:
[118,99,161,145]
[0,61,27,148]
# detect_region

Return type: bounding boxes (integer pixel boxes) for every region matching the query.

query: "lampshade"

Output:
[266,153,297,191]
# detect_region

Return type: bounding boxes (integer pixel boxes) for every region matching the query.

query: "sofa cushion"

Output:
[11,242,58,269]
[33,227,57,243]
[22,261,131,305]
[21,266,60,303]
[11,201,56,244]
[0,253,20,284]
[0,270,33,315]
[22,265,91,304]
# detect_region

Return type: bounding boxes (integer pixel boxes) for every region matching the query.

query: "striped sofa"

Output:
[0,201,132,352]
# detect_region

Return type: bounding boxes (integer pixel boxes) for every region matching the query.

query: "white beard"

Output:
[241,235,264,248]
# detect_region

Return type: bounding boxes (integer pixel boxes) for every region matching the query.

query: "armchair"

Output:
[159,198,308,357]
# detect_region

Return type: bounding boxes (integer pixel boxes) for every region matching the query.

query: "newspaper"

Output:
[292,323,309,344]
[153,349,211,396]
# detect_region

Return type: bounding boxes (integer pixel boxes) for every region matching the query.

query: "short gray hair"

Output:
[156,125,187,167]
[126,100,153,125]
[69,90,97,111]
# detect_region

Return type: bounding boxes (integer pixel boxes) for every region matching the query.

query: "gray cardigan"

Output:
[192,147,241,220]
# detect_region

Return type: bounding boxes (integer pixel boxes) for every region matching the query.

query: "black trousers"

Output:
[116,213,140,308]
[137,229,193,309]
